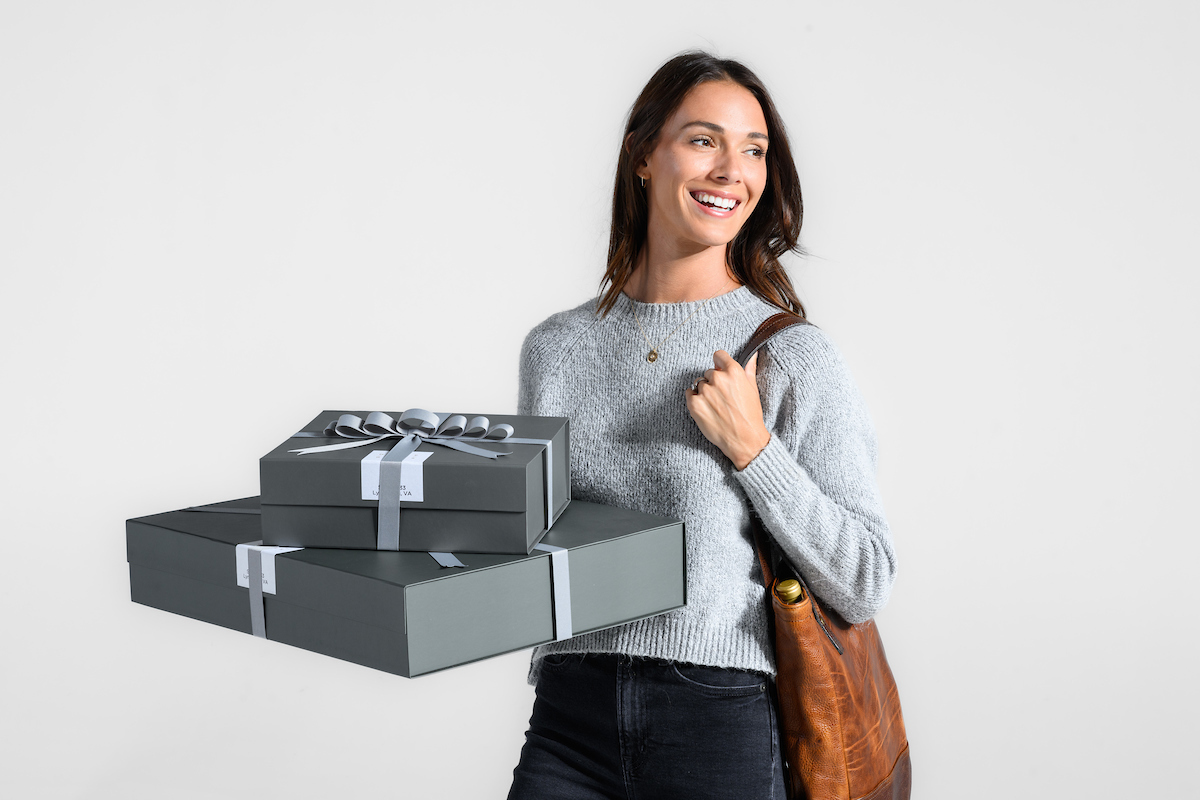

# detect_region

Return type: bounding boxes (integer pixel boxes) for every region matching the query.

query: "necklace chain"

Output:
[629,287,727,363]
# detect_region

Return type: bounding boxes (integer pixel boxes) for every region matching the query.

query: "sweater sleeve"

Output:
[517,327,541,417]
[733,328,896,624]
[517,303,594,416]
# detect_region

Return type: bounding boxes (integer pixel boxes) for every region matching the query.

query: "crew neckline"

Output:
[615,285,758,323]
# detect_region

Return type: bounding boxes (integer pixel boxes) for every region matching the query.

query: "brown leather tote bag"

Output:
[738,313,911,800]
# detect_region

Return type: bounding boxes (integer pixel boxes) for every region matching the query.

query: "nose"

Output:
[710,146,742,184]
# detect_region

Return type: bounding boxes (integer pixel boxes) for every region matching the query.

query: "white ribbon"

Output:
[533,543,573,641]
[429,552,466,568]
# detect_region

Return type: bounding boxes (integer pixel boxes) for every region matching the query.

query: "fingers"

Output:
[690,349,759,397]
[709,349,758,384]
[701,350,741,390]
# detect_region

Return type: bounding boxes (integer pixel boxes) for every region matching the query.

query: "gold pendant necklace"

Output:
[630,287,726,364]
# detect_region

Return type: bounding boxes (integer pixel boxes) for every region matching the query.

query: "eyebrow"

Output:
[681,120,769,141]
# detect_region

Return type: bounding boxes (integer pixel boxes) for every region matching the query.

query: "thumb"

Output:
[746,351,759,379]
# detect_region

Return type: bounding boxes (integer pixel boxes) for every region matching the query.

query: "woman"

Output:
[508,52,896,799]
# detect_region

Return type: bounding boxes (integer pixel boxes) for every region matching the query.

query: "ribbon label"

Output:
[361,450,433,502]
[360,451,385,499]
[236,541,302,595]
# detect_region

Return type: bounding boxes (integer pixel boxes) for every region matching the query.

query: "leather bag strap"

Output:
[739,311,844,651]
[750,518,777,587]
[735,311,808,368]
[738,314,808,565]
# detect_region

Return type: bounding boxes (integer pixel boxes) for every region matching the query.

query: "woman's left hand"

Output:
[686,350,771,471]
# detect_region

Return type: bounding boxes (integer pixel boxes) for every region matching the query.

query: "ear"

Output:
[625,131,650,181]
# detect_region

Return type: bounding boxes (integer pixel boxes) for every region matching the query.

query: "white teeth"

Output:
[695,192,736,209]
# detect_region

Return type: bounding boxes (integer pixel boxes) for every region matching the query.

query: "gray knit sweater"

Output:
[519,287,896,681]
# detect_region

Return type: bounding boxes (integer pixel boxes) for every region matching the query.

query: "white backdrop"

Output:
[3,2,1197,798]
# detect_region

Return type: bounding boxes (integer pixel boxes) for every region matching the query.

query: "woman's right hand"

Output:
[686,350,771,471]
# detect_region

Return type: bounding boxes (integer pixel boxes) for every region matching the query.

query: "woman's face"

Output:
[639,80,770,254]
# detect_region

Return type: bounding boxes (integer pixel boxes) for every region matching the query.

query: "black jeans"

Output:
[508,653,786,799]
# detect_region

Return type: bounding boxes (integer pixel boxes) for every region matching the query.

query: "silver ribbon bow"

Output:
[288,410,515,459]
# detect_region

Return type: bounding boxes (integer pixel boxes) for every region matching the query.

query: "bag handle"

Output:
[737,310,808,588]
[739,312,846,653]
[735,311,808,368]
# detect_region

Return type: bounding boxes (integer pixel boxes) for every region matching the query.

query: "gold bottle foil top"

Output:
[775,579,803,604]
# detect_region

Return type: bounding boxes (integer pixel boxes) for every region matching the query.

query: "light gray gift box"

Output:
[259,410,570,554]
[126,497,685,677]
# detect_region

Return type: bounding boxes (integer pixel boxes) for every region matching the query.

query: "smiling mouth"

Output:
[690,191,739,211]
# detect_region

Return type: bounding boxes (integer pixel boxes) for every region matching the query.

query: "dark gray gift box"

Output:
[126,497,685,677]
[259,411,570,554]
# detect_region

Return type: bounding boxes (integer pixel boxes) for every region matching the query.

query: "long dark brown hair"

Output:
[597,51,806,318]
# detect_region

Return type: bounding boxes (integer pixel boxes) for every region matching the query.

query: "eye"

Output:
[747,147,768,159]
[691,136,714,147]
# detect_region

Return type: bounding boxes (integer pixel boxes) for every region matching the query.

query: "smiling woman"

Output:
[507,52,897,800]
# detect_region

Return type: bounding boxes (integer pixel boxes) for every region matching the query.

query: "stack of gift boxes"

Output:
[126,410,686,676]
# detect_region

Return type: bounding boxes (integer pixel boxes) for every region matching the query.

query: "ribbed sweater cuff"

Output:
[734,434,808,502]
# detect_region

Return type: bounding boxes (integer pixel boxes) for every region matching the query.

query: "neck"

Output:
[624,250,739,305]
